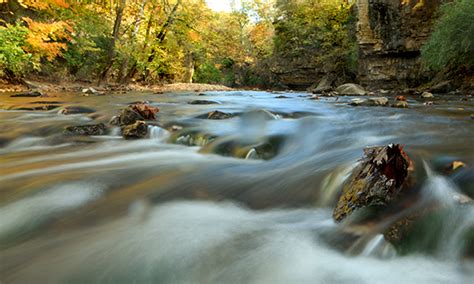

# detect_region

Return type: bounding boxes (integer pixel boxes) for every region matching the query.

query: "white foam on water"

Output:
[0,148,210,182]
[148,125,170,141]
[0,181,104,242]
[2,201,470,283]
[421,161,468,207]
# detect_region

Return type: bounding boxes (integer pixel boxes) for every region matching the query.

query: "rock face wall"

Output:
[271,57,326,90]
[356,0,442,88]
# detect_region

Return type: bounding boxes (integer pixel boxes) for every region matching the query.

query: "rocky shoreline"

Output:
[0,79,233,94]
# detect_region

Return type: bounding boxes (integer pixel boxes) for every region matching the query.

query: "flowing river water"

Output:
[0,90,473,283]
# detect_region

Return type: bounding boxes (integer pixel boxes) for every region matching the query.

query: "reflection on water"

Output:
[0,90,473,283]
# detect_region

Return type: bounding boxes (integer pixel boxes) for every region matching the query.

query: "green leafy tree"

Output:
[0,23,30,80]
[272,0,355,77]
[421,0,474,71]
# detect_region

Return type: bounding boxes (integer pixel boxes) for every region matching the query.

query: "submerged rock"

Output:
[349,97,389,107]
[200,135,285,160]
[171,129,217,146]
[14,105,59,111]
[59,106,96,115]
[64,123,107,136]
[392,101,409,108]
[31,101,63,105]
[349,98,367,106]
[243,109,279,120]
[121,121,148,139]
[188,100,219,105]
[10,91,43,97]
[368,97,389,106]
[333,144,413,222]
[205,110,233,120]
[335,83,367,96]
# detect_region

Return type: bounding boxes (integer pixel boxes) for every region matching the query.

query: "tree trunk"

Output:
[143,0,182,81]
[183,52,195,83]
[98,0,126,85]
[118,0,147,84]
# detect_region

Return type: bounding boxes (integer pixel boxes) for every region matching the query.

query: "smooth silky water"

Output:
[0,90,473,283]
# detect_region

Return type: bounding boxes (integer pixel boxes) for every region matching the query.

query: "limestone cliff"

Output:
[356,0,442,88]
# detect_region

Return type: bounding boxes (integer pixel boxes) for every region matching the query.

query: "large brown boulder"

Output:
[119,107,145,126]
[118,103,159,126]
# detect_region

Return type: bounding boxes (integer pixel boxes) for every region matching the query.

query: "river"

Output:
[0,90,473,283]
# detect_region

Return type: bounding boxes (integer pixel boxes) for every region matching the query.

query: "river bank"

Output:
[0,78,233,94]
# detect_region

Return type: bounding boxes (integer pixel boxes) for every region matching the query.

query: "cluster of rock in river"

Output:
[307,82,453,108]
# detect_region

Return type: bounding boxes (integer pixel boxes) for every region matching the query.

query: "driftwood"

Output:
[333,144,413,222]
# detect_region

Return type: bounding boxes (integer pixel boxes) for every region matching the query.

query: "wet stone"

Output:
[129,103,159,120]
[108,115,121,126]
[82,87,104,96]
[121,121,148,139]
[350,97,389,107]
[14,105,60,111]
[188,100,219,105]
[59,106,96,115]
[10,91,43,97]
[421,92,434,99]
[31,101,63,104]
[119,107,145,126]
[200,135,285,160]
[205,110,233,120]
[333,144,413,222]
[64,123,107,136]
[335,83,367,96]
[392,101,409,108]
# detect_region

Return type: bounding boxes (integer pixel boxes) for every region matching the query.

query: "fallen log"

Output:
[333,145,474,258]
[333,144,413,222]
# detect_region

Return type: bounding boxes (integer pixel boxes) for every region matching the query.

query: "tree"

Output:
[98,0,127,84]
[421,0,474,71]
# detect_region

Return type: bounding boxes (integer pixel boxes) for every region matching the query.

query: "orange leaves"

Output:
[53,0,69,8]
[188,30,201,42]
[22,17,72,61]
[130,103,160,120]
[17,0,69,10]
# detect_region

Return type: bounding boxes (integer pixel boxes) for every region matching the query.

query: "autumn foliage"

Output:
[0,0,357,87]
